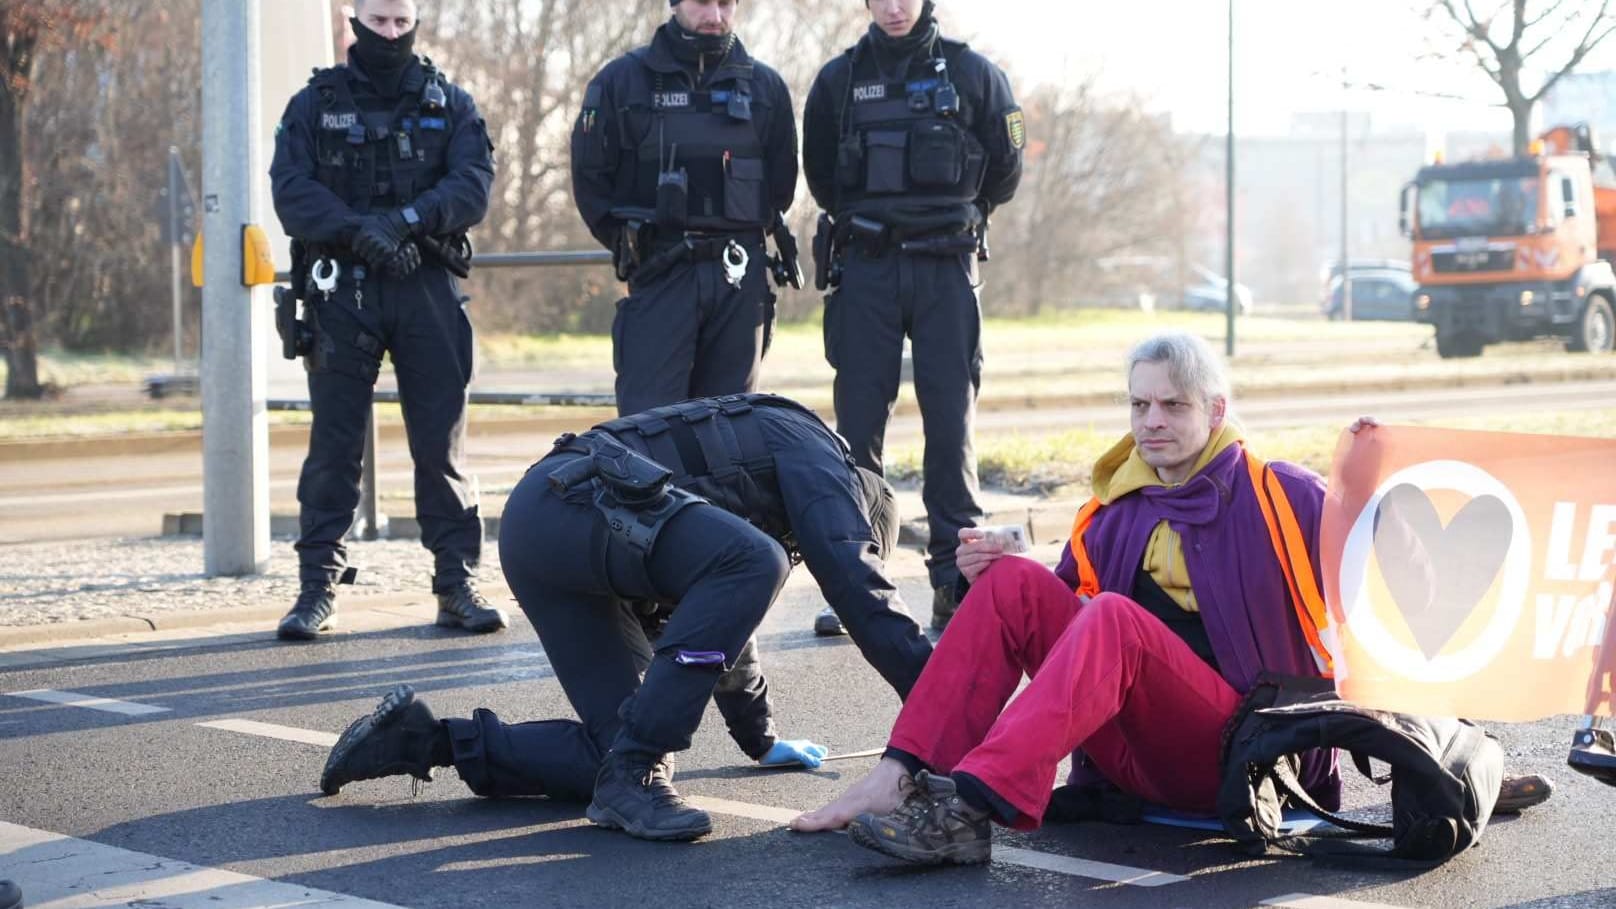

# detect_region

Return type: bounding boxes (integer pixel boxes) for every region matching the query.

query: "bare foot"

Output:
[790,756,910,832]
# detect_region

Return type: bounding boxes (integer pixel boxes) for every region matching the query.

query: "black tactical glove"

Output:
[351,213,408,270]
[350,208,419,271]
[384,240,422,279]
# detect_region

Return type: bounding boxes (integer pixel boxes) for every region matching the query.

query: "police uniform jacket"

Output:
[802,24,1022,233]
[582,395,929,699]
[271,53,495,253]
[570,23,798,250]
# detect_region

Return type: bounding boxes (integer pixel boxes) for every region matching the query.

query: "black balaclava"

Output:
[350,16,418,97]
[856,466,900,562]
[867,0,939,63]
[665,4,737,67]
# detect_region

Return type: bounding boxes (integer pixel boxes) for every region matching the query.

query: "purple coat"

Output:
[1054,442,1342,806]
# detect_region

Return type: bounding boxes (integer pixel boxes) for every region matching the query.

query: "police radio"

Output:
[656,141,689,230]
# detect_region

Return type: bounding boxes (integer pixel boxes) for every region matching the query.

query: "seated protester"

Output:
[790,331,1550,864]
[319,393,934,843]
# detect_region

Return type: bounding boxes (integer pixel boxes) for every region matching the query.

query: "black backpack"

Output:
[1218,673,1505,867]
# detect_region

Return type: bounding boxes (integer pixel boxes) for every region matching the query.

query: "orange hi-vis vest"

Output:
[1067,452,1334,676]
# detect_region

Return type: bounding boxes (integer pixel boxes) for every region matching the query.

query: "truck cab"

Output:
[1400,124,1616,358]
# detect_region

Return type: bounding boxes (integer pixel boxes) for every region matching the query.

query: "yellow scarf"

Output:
[1089,421,1244,612]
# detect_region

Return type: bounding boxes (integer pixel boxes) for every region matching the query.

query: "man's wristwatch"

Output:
[399,206,421,234]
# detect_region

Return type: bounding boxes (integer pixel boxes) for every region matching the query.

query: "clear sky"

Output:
[948,0,1616,137]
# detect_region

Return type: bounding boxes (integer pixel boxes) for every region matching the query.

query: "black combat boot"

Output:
[320,684,446,795]
[0,879,21,909]
[278,583,337,640]
[813,605,847,636]
[930,586,958,631]
[434,582,509,633]
[586,750,712,841]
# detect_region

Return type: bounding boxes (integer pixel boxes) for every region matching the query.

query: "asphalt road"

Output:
[1,545,1611,909]
[4,379,1616,544]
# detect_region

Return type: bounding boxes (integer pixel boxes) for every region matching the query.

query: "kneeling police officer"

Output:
[319,393,935,842]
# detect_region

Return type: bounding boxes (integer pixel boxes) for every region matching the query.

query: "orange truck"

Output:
[1399,123,1616,358]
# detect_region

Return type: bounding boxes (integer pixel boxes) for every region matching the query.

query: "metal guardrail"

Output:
[269,248,615,284]
[261,248,617,539]
[151,250,616,538]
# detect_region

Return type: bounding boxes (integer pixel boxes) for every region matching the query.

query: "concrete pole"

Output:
[200,0,272,576]
[168,147,183,374]
[1224,0,1237,357]
[1340,67,1353,323]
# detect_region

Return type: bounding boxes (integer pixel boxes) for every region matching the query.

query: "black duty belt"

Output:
[644,227,766,258]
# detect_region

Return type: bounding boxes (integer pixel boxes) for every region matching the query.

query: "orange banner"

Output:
[1321,425,1616,721]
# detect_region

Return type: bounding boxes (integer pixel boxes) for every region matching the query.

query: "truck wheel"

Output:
[1566,294,1615,353]
[1435,331,1483,359]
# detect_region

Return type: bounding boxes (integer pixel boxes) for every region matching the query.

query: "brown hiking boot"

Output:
[847,770,992,864]
[1494,773,1553,814]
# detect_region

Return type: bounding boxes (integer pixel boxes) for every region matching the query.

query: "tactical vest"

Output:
[833,40,987,226]
[591,394,846,550]
[622,52,769,232]
[310,62,453,214]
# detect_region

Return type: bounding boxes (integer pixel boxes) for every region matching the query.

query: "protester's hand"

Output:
[1349,416,1381,434]
[759,739,828,769]
[957,526,1006,585]
[384,241,422,279]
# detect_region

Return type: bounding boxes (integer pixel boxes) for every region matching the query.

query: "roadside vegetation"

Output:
[886,407,1616,500]
[5,311,1616,443]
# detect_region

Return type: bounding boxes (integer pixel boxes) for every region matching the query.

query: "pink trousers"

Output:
[888,557,1242,829]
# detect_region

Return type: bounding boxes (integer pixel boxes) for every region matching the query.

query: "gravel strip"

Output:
[0,537,501,627]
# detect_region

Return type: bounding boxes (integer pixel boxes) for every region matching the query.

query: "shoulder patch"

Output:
[1005,107,1026,150]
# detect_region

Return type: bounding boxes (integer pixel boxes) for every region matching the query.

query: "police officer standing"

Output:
[317,393,936,842]
[804,0,1023,633]
[269,0,506,640]
[571,0,800,416]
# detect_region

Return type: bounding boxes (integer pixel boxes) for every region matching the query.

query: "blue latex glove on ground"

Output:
[759,739,828,769]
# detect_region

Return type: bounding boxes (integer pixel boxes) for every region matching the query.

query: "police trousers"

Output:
[823,246,984,588]
[612,237,772,416]
[295,265,480,592]
[442,451,790,801]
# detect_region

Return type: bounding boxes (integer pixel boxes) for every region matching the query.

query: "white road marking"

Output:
[687,795,800,825]
[820,747,885,762]
[0,820,408,908]
[197,718,339,747]
[1262,894,1411,909]
[5,688,168,716]
[205,719,1193,888]
[995,846,1189,887]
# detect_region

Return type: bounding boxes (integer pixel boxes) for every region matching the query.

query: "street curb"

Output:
[0,586,516,649]
[10,365,1616,462]
[890,500,1084,549]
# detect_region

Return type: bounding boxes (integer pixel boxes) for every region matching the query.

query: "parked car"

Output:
[1323,269,1418,321]
[1182,264,1253,315]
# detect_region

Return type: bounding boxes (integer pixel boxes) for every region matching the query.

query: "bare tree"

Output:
[987,79,1209,314]
[0,0,90,398]
[1427,0,1616,153]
